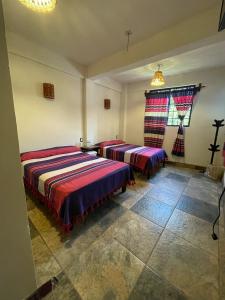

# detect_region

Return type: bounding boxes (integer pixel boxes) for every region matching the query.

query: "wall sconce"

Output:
[104,99,110,109]
[43,83,55,99]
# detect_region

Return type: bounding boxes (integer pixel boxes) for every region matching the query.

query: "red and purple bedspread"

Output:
[101,143,167,174]
[21,147,133,231]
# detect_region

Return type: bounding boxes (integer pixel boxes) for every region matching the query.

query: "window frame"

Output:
[166,95,193,127]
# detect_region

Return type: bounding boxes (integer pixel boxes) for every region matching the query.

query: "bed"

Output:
[21,146,134,231]
[98,140,167,179]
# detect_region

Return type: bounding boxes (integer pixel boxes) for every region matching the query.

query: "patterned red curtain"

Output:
[144,91,170,148]
[171,86,196,157]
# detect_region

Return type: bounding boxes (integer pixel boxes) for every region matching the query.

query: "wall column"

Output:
[0,1,37,299]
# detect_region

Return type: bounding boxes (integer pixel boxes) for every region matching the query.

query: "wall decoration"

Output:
[43,83,55,99]
[104,99,110,109]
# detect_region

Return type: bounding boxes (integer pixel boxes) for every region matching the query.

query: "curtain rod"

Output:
[145,83,206,96]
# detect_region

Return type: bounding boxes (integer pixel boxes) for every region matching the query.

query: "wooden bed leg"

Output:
[162,159,166,168]
[122,186,126,193]
[147,170,150,180]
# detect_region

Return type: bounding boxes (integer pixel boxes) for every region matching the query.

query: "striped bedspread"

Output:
[102,144,167,174]
[22,151,133,230]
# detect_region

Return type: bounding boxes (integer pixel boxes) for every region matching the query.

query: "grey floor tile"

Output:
[192,173,219,184]
[32,236,61,288]
[65,234,144,300]
[40,224,101,270]
[129,267,187,300]
[30,201,126,270]
[131,195,174,227]
[184,177,219,206]
[29,219,39,239]
[28,165,221,300]
[150,175,164,184]
[26,195,36,211]
[40,206,120,270]
[44,272,81,300]
[133,177,153,195]
[166,209,218,256]
[184,185,219,206]
[148,230,218,300]
[177,194,218,223]
[166,172,190,183]
[149,168,170,183]
[29,206,58,234]
[88,199,126,230]
[154,177,187,194]
[145,184,181,206]
[167,166,198,178]
[107,210,162,263]
[113,188,143,209]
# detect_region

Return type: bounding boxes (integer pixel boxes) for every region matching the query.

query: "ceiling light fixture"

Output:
[18,0,56,13]
[151,64,165,87]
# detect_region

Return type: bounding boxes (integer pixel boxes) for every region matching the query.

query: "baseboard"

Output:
[166,160,206,171]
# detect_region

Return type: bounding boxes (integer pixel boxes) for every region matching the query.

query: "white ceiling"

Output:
[3,0,219,65]
[110,41,225,83]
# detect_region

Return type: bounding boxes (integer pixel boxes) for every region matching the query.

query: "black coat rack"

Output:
[208,119,224,164]
[209,119,225,240]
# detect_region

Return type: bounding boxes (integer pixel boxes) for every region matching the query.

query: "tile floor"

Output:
[27,165,223,300]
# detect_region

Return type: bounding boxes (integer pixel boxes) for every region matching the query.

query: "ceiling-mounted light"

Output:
[18,0,56,13]
[151,64,165,87]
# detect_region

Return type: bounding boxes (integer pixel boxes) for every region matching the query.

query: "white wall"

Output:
[86,78,122,144]
[7,33,123,152]
[7,33,83,152]
[124,67,225,167]
[0,1,36,299]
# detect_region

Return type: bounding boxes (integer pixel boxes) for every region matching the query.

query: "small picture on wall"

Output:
[104,98,110,109]
[43,83,55,99]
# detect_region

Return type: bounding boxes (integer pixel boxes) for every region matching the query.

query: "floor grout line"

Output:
[32,223,84,298]
[145,179,188,264]
[28,168,221,300]
[146,265,189,298]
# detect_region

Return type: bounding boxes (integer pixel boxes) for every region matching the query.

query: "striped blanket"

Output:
[101,144,167,174]
[22,151,133,230]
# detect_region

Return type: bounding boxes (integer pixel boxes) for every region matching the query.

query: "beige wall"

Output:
[7,33,83,152]
[0,1,36,299]
[124,67,225,167]
[86,78,122,144]
[7,33,123,151]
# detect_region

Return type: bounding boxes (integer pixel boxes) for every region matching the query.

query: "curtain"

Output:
[144,91,170,148]
[171,86,196,157]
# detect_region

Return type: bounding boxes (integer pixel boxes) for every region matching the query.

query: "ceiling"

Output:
[3,0,219,65]
[110,41,225,83]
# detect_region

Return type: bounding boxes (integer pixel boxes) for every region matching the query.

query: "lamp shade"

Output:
[151,70,165,87]
[18,0,56,13]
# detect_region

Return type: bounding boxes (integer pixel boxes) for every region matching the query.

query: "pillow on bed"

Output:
[99,140,125,148]
[21,146,81,162]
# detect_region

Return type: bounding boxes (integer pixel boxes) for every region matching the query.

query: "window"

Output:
[167,96,192,127]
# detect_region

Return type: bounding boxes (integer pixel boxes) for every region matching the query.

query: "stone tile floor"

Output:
[27,165,223,300]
